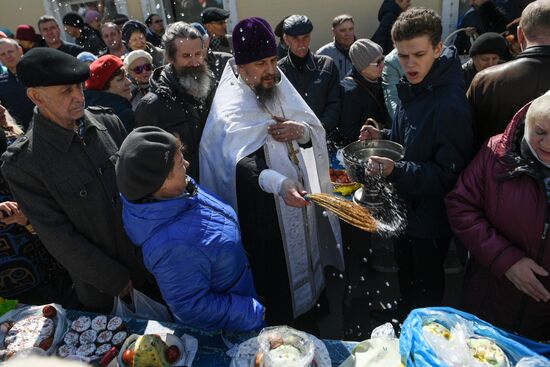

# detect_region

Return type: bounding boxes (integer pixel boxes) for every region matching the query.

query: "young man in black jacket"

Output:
[360,7,473,318]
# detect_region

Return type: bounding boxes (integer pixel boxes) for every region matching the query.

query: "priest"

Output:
[199,17,344,333]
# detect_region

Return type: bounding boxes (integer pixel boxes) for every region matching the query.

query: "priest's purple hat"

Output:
[232,17,277,65]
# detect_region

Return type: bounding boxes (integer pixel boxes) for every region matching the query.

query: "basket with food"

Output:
[118,333,185,367]
[230,326,331,367]
[329,169,361,197]
[401,307,550,367]
[0,304,67,361]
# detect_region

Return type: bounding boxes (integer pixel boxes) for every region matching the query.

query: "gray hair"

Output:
[38,15,58,29]
[526,94,550,127]
[0,38,21,49]
[162,21,202,61]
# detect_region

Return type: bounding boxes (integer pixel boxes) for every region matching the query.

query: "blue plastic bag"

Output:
[399,307,550,367]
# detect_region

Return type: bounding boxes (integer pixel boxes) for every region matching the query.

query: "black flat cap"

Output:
[62,12,85,28]
[201,7,230,24]
[17,48,89,88]
[282,15,313,36]
[274,15,291,38]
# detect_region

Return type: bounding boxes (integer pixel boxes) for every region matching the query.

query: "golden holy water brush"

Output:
[304,193,378,232]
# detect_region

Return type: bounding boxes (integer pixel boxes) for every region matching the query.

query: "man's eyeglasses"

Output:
[369,58,384,67]
[132,63,153,75]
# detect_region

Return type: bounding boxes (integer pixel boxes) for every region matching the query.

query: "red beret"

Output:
[15,25,36,42]
[85,55,123,90]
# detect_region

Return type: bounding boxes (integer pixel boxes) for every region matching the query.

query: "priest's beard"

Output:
[255,71,281,105]
[176,63,213,100]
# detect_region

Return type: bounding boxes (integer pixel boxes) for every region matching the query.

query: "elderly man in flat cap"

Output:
[1,48,158,312]
[278,15,341,139]
[201,7,232,54]
[200,17,344,332]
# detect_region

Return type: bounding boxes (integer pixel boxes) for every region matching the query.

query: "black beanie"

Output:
[469,32,507,58]
[62,13,85,29]
[116,126,178,200]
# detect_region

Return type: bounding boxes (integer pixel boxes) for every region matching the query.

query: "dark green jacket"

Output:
[1,107,151,309]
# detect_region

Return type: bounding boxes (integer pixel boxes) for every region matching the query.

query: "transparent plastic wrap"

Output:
[256,326,315,367]
[0,304,68,359]
[400,307,550,367]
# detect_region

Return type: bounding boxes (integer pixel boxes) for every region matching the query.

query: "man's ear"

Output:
[433,41,443,58]
[517,26,526,51]
[26,88,43,106]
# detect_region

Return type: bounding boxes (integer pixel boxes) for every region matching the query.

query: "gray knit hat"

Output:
[116,126,178,200]
[349,39,383,71]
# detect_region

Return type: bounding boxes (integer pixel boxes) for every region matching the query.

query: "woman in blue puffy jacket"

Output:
[115,126,265,332]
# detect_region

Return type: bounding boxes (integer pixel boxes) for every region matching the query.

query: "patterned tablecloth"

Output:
[66,310,356,366]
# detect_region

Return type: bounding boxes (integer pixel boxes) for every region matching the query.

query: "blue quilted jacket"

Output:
[121,179,265,332]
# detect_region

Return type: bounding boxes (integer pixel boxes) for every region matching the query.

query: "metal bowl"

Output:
[342,140,405,183]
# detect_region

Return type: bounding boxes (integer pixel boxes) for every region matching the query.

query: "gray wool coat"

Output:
[1,107,152,309]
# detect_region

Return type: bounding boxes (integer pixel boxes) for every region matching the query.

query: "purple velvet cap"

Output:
[232,17,277,65]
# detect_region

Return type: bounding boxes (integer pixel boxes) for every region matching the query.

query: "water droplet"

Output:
[376,290,380,294]
[156,3,160,9]
[385,281,390,287]
[362,257,368,263]
[338,273,344,279]
[241,37,245,41]
[322,210,328,217]
[360,276,365,281]
[387,303,392,309]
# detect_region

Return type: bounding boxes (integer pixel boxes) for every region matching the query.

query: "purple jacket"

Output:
[445,102,550,341]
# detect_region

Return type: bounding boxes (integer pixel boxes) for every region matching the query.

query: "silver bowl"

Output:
[342,140,405,184]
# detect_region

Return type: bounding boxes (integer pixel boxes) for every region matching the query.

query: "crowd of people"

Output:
[0,0,549,343]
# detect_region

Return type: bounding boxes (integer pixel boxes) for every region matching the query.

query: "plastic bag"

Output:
[399,307,550,367]
[338,323,400,367]
[111,289,172,322]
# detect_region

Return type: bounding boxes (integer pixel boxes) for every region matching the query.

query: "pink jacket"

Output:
[445,102,550,341]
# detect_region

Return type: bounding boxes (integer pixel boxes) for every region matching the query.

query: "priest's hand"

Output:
[505,258,550,302]
[279,179,309,208]
[268,117,305,142]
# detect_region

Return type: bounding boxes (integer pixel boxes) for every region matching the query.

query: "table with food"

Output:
[0,300,548,367]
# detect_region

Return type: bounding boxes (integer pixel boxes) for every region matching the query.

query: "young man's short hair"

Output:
[37,15,58,29]
[391,7,442,47]
[332,14,354,28]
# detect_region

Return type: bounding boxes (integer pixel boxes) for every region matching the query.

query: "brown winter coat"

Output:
[467,45,550,149]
